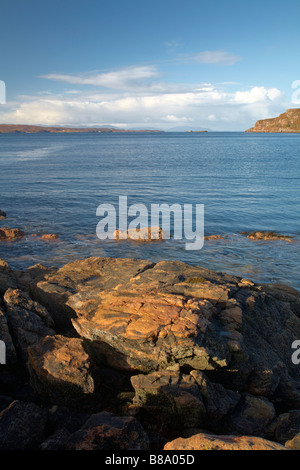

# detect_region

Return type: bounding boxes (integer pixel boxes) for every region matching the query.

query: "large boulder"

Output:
[21,256,300,410]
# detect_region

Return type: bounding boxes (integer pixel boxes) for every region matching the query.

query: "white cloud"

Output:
[178,50,242,66]
[0,66,287,131]
[234,86,283,104]
[40,66,160,91]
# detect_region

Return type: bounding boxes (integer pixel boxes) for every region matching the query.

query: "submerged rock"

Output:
[0,210,6,220]
[0,228,25,241]
[240,231,295,242]
[114,226,165,241]
[31,233,59,241]
[204,234,227,240]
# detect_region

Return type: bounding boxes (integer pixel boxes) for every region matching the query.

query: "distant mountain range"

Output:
[0,124,163,134]
[246,108,300,133]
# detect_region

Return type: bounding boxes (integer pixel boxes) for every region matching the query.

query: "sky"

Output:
[0,0,300,131]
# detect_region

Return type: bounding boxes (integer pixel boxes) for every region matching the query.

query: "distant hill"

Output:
[246,108,300,133]
[0,124,163,134]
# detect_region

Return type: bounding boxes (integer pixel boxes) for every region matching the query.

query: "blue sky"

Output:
[0,0,300,130]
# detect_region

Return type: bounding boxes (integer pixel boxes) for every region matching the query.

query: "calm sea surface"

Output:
[0,131,299,290]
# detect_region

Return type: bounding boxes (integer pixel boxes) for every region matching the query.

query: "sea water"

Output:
[0,131,299,290]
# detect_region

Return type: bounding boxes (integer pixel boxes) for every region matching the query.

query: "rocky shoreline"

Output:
[1,254,300,450]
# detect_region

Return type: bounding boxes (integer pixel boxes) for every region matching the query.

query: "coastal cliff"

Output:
[246,108,300,133]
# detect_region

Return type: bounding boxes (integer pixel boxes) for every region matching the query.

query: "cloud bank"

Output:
[0,59,287,131]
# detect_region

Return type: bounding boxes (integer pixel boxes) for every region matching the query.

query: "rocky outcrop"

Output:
[0,228,25,241]
[163,432,287,450]
[1,255,300,450]
[246,108,300,133]
[240,231,295,242]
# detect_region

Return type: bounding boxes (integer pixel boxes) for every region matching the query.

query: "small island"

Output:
[185,130,208,133]
[246,108,300,133]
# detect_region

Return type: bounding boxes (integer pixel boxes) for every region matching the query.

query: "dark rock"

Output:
[190,370,240,432]
[40,428,71,450]
[3,288,55,362]
[0,306,17,364]
[0,395,13,412]
[226,393,277,438]
[66,411,150,450]
[275,410,300,444]
[131,368,206,436]
[46,405,90,434]
[0,400,47,450]
[0,258,18,295]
